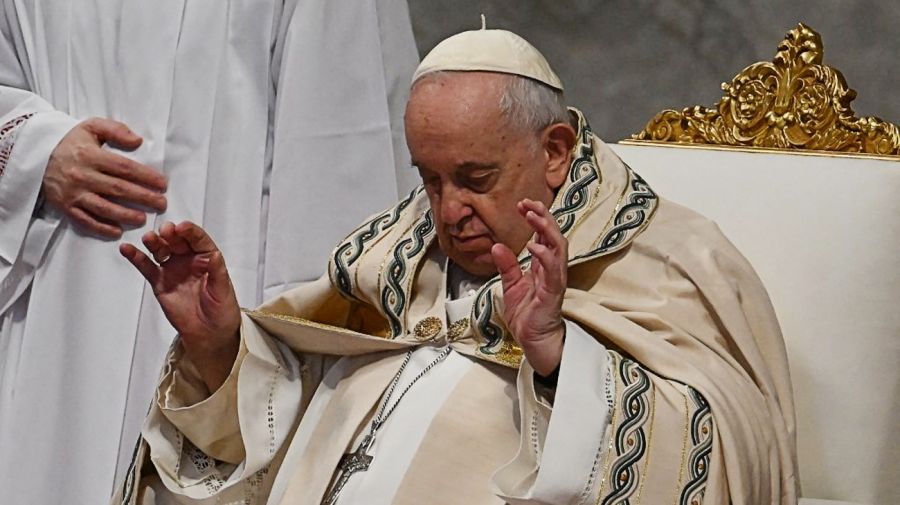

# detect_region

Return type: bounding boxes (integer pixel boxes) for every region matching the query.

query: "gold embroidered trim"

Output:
[585,168,659,257]
[352,197,420,295]
[402,218,436,333]
[671,392,691,505]
[567,178,603,243]
[493,339,524,367]
[595,355,623,503]
[413,317,442,341]
[242,309,370,337]
[635,386,657,505]
[631,23,900,156]
[447,318,470,341]
[591,183,629,251]
[554,111,604,240]
[376,217,420,312]
[412,317,469,342]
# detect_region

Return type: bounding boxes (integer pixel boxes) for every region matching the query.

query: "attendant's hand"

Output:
[119,221,241,392]
[43,117,168,238]
[491,199,567,376]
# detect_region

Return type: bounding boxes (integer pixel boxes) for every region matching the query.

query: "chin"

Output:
[454,252,497,277]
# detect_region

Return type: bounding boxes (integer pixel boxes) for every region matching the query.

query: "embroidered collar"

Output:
[328,108,659,367]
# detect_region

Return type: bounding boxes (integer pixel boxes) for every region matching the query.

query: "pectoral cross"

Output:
[321,433,376,505]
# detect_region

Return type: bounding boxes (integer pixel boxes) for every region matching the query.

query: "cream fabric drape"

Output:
[119,113,797,504]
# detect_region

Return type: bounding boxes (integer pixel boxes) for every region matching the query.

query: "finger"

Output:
[83,117,143,150]
[519,198,553,226]
[159,221,191,255]
[76,193,146,227]
[520,199,566,252]
[527,242,564,293]
[176,221,218,254]
[525,209,555,246]
[90,149,167,191]
[491,243,523,291]
[529,243,544,278]
[200,250,233,303]
[142,231,173,264]
[67,206,123,239]
[82,170,167,212]
[119,243,160,284]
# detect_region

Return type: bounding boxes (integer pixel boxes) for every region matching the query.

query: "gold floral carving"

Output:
[632,24,900,156]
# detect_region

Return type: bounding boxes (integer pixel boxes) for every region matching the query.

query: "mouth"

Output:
[450,234,492,252]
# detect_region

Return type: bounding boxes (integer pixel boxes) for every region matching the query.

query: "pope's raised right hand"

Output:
[119,221,240,392]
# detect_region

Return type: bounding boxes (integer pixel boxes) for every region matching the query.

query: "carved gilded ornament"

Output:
[632,24,899,156]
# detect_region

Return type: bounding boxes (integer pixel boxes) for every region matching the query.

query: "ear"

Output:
[542,122,576,190]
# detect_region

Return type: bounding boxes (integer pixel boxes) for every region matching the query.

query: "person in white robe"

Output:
[116,28,798,504]
[0,1,418,503]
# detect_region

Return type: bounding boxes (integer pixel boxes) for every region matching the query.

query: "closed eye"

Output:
[462,170,498,192]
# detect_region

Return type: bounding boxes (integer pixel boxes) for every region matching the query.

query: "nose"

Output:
[439,185,472,229]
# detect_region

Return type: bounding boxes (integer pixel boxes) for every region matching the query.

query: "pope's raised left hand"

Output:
[491,199,567,376]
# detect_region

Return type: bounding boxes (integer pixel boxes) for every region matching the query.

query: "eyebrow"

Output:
[458,162,499,171]
[411,161,499,173]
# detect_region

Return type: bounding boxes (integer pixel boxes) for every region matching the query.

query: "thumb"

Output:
[85,117,143,150]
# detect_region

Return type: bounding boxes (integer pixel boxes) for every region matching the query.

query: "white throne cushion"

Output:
[612,143,899,505]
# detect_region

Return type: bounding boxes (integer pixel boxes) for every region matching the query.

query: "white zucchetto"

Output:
[412,27,564,91]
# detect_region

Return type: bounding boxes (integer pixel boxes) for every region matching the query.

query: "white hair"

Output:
[497,74,569,133]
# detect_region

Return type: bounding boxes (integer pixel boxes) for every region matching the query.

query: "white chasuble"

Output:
[119,110,797,504]
[0,1,418,504]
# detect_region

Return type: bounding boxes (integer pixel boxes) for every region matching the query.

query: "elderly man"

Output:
[117,28,797,505]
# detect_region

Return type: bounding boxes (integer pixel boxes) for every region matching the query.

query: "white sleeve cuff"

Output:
[0,110,77,263]
[158,336,248,464]
[532,319,612,501]
[145,313,305,498]
[493,319,613,504]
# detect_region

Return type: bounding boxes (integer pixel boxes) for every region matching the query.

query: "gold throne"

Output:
[614,24,899,505]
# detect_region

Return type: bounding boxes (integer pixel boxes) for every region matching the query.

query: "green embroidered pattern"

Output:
[330,187,422,300]
[380,209,436,337]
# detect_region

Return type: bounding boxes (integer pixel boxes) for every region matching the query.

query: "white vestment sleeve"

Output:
[0,101,79,314]
[158,336,248,464]
[493,319,613,504]
[0,10,79,313]
[143,313,304,499]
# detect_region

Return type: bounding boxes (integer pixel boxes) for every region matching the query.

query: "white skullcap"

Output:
[412,26,564,91]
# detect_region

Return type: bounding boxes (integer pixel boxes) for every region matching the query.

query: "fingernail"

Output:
[192,256,210,273]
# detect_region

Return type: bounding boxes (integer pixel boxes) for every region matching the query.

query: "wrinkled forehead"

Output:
[405,72,512,129]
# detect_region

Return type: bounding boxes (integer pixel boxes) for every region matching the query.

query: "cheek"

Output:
[426,191,444,223]
[425,188,440,208]
[481,192,538,247]
[434,230,452,255]
[467,197,501,233]
[470,199,513,239]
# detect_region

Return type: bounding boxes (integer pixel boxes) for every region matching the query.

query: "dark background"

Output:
[409,0,899,142]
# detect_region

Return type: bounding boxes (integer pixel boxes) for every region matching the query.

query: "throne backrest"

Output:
[613,24,899,505]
